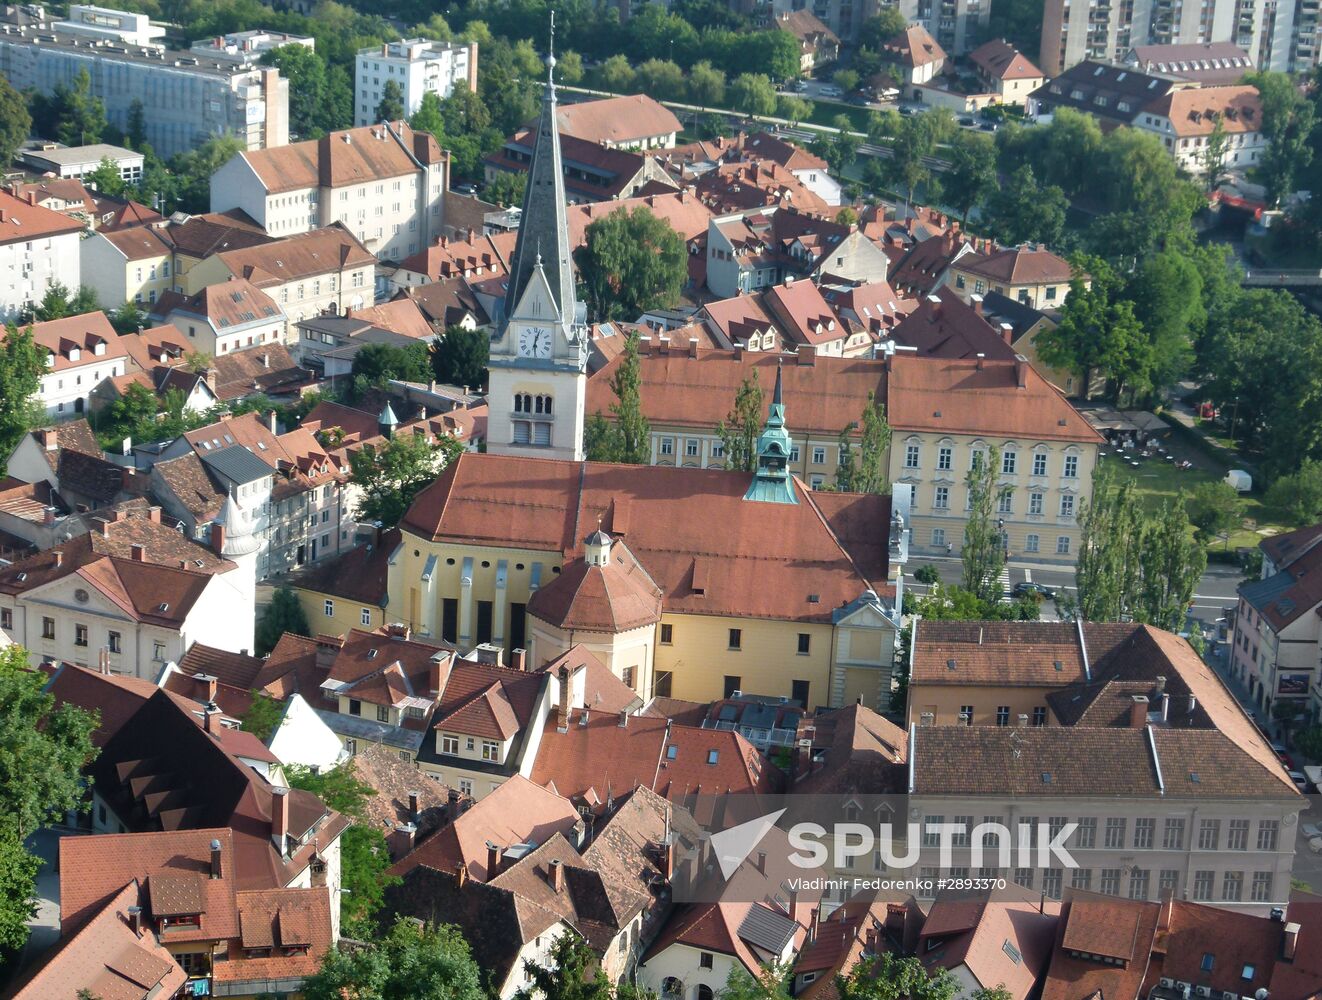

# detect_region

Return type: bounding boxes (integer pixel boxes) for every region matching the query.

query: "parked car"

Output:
[1272,742,1296,769]
[1012,582,1057,601]
[820,84,843,98]
[899,106,915,116]
[452,183,478,196]
[979,121,997,132]
[1289,770,1309,791]
[958,116,976,127]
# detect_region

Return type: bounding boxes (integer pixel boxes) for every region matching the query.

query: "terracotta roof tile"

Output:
[555,95,681,146]
[1144,85,1262,137]
[242,122,443,194]
[968,38,1044,80]
[954,245,1072,286]
[0,187,85,245]
[20,310,129,373]
[1042,893,1161,1000]
[214,224,375,287]
[527,537,663,632]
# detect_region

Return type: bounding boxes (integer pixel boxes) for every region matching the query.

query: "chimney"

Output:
[975,352,985,371]
[267,409,277,434]
[1015,357,1027,387]
[271,787,290,856]
[1017,713,1029,727]
[52,550,62,568]
[485,840,503,880]
[797,344,815,365]
[809,906,821,943]
[127,905,143,936]
[511,647,528,671]
[41,428,57,451]
[926,294,942,319]
[455,862,468,887]
[1188,695,1197,714]
[429,656,443,695]
[864,926,878,954]
[199,673,218,702]
[203,699,220,734]
[210,838,223,879]
[1000,322,1014,345]
[618,710,628,728]
[389,822,417,859]
[1155,675,1167,695]
[755,851,766,874]
[99,518,112,538]
[1130,694,1150,729]
[970,293,983,316]
[211,523,226,556]
[557,665,570,732]
[658,334,671,354]
[549,858,565,892]
[1284,921,1301,960]
[1161,693,1170,722]
[130,543,146,562]
[688,337,699,358]
[148,506,161,523]
[315,636,342,671]
[408,790,420,819]
[43,506,56,526]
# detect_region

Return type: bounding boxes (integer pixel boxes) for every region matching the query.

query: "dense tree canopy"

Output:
[576,207,687,322]
[349,429,463,528]
[304,920,485,1000]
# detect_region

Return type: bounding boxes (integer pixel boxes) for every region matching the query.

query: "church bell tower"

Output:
[485,14,589,461]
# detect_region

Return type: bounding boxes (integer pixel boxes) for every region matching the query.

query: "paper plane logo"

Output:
[709,809,786,880]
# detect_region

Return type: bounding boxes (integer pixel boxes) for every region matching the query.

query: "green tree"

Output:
[776,95,812,124]
[484,170,527,208]
[576,206,687,322]
[833,69,860,93]
[730,73,777,117]
[836,952,960,1000]
[126,98,147,150]
[0,644,98,951]
[411,12,452,39]
[595,54,635,92]
[688,60,727,109]
[1265,460,1322,525]
[723,963,792,1000]
[982,164,1067,246]
[556,50,585,85]
[1245,69,1315,205]
[240,690,285,743]
[859,7,909,49]
[262,43,351,138]
[757,29,804,81]
[84,157,128,198]
[514,931,610,1000]
[0,74,31,169]
[56,67,107,146]
[303,920,485,1000]
[1185,480,1244,544]
[1202,117,1230,190]
[1136,498,1205,632]
[376,80,406,123]
[170,134,245,213]
[811,114,861,177]
[944,131,997,225]
[0,323,49,456]
[255,585,311,657]
[1296,724,1322,762]
[838,391,891,493]
[1074,467,1144,622]
[409,90,446,137]
[634,59,686,101]
[286,762,375,816]
[586,330,650,464]
[961,445,1008,605]
[352,341,433,387]
[718,370,763,472]
[431,324,490,389]
[349,429,462,529]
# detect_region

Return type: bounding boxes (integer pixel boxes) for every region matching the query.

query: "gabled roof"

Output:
[213,224,376,286]
[953,245,1072,286]
[163,209,271,259]
[700,294,782,348]
[291,527,397,606]
[968,38,1043,80]
[918,884,1058,996]
[1143,84,1263,137]
[20,310,128,372]
[1127,42,1254,85]
[239,121,444,194]
[776,8,840,46]
[527,536,664,633]
[98,224,173,261]
[0,187,85,245]
[791,702,908,794]
[159,276,283,331]
[891,288,1016,360]
[762,279,843,347]
[554,94,681,145]
[881,24,947,68]
[430,653,544,739]
[1041,892,1161,1000]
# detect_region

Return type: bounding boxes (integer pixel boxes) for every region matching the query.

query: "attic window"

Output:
[158,603,169,612]
[1242,965,1256,981]
[808,594,820,604]
[1003,940,1022,965]
[367,649,379,659]
[1053,660,1063,671]
[16,572,26,582]
[257,442,267,450]
[946,659,956,671]
[1041,772,1052,783]
[1189,771,1200,783]
[1201,954,1214,973]
[707,750,719,765]
[667,745,678,760]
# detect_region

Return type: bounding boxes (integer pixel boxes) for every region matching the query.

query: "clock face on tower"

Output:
[518,326,553,359]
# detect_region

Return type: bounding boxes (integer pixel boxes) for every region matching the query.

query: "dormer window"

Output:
[68,347,80,361]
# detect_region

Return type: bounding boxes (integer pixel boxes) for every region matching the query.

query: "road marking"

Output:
[1024,569,1033,583]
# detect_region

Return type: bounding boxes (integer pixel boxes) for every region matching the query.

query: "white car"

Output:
[820,85,843,98]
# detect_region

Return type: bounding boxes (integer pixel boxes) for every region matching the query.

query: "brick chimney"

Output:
[203,699,220,734]
[209,839,224,879]
[485,840,503,880]
[1015,357,1028,388]
[557,665,571,732]
[1000,322,1014,345]
[1284,921,1301,960]
[148,506,161,523]
[455,862,468,887]
[210,523,226,556]
[315,635,343,671]
[52,550,62,567]
[510,648,527,671]
[970,294,983,316]
[271,787,289,856]
[927,294,942,320]
[1130,694,1150,729]
[389,822,417,859]
[127,905,143,935]
[688,337,699,358]
[549,858,565,892]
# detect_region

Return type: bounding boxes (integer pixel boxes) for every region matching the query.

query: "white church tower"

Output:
[214,490,261,656]
[485,16,590,461]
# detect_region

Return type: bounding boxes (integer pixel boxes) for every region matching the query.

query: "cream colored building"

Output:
[589,346,1103,563]
[946,246,1078,312]
[80,226,176,309]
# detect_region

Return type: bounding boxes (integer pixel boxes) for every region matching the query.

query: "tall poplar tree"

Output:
[961,445,1007,605]
[1075,467,1145,622]
[584,331,650,464]
[718,370,764,472]
[1136,498,1206,632]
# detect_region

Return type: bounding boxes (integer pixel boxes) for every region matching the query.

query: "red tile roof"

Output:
[241,121,445,194]
[1144,85,1263,138]
[527,537,664,632]
[954,245,1073,286]
[215,887,333,985]
[20,310,129,373]
[1041,893,1161,1000]
[968,38,1044,80]
[554,94,681,146]
[762,280,843,347]
[882,24,947,68]
[399,452,891,624]
[0,187,85,245]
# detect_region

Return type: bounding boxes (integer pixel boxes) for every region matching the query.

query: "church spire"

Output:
[744,361,798,505]
[502,12,577,327]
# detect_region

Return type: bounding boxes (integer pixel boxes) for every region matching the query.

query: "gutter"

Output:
[1075,616,1091,682]
[1145,723,1165,795]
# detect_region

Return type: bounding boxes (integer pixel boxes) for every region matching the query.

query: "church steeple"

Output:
[744,361,798,504]
[503,13,578,327]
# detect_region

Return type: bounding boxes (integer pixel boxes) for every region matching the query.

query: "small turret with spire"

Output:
[743,361,798,504]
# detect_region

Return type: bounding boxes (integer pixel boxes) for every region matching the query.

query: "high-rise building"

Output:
[0,5,289,158]
[768,0,990,52]
[485,30,590,462]
[354,38,479,127]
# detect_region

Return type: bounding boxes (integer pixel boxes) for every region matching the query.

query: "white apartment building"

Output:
[0,189,83,322]
[189,28,315,65]
[26,311,131,418]
[209,121,449,263]
[354,39,478,126]
[153,276,286,357]
[1135,85,1266,176]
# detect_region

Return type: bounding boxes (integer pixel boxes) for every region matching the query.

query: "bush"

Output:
[913,564,941,585]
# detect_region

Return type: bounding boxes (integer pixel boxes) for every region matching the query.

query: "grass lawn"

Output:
[1099,455,1281,551]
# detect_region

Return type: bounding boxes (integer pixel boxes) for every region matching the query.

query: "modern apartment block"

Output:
[354,38,478,126]
[1041,0,1319,73]
[0,5,289,158]
[768,0,989,52]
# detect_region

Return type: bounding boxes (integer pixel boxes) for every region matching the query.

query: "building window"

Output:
[937,446,952,471]
[995,706,1010,726]
[1033,452,1047,476]
[997,491,1013,514]
[797,633,810,654]
[934,486,950,510]
[1159,869,1180,897]
[349,699,361,717]
[904,443,920,468]
[1104,817,1126,849]
[1223,871,1244,901]
[1129,868,1150,900]
[375,705,389,723]
[932,527,946,547]
[1163,818,1185,851]
[659,438,674,457]
[959,705,973,725]
[1074,817,1096,849]
[1192,869,1214,900]
[108,631,121,653]
[324,600,334,617]
[0,608,9,630]
[1228,818,1250,851]
[728,628,742,650]
[1043,868,1063,898]
[685,439,700,458]
[1063,455,1078,478]
[622,666,635,689]
[1014,868,1034,889]
[812,446,826,465]
[1134,817,1155,849]
[1056,536,1071,555]
[1071,868,1092,890]
[459,778,473,796]
[441,735,459,754]
[660,623,673,644]
[153,641,165,660]
[75,624,88,647]
[361,608,372,626]
[1100,868,1121,895]
[482,740,499,761]
[699,953,714,970]
[1025,533,1039,553]
[1198,819,1220,850]
[1032,706,1047,726]
[1257,819,1279,851]
[1251,871,1273,901]
[1059,495,1075,517]
[1029,492,1044,515]
[1002,451,1016,474]
[41,617,54,640]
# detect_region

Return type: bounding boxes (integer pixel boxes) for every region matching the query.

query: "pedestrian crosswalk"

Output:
[998,565,1012,601]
